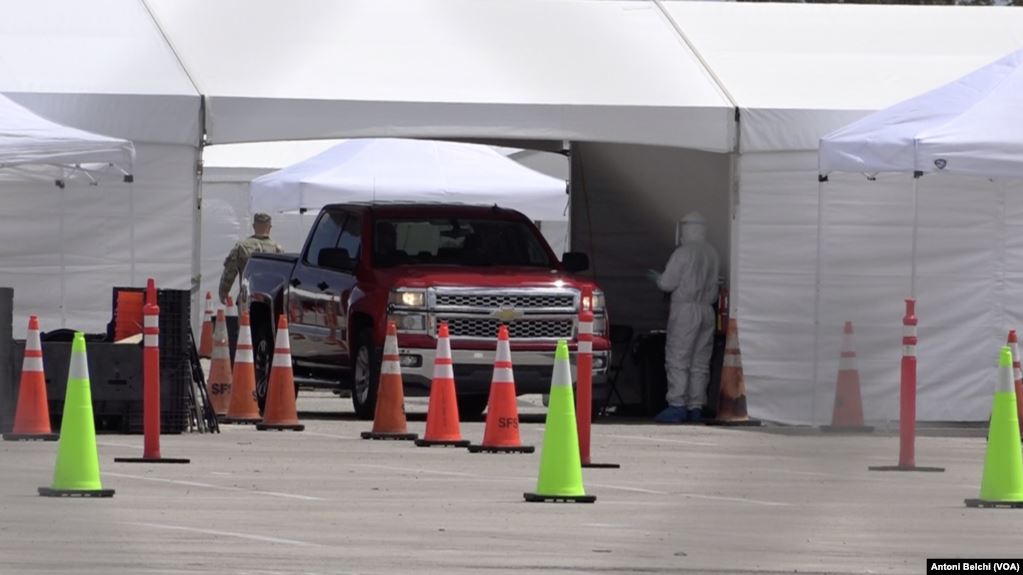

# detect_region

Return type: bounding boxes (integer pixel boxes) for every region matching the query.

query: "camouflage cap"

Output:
[253,213,272,224]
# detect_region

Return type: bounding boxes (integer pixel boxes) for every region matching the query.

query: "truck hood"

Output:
[377,266,588,290]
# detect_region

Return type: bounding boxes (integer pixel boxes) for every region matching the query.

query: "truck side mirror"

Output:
[318,247,356,271]
[562,252,589,273]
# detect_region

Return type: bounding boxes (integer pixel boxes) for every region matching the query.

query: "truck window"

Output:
[374,217,553,268]
[338,214,362,262]
[305,211,345,266]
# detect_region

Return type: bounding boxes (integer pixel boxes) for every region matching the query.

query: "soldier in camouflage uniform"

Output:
[219,213,284,306]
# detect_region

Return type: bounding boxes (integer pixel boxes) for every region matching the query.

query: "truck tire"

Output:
[252,319,274,414]
[252,316,297,413]
[351,329,379,420]
[456,395,489,422]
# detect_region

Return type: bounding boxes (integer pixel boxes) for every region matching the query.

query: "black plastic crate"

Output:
[12,340,188,434]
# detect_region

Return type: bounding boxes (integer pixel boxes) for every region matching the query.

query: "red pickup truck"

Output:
[240,203,610,420]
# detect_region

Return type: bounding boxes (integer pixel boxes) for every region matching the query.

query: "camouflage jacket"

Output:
[219,235,284,299]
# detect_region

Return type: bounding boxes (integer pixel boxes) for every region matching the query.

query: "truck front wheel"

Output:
[252,315,298,414]
[351,329,379,420]
[253,319,274,414]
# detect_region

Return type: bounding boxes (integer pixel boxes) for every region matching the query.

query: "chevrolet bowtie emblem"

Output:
[492,307,523,322]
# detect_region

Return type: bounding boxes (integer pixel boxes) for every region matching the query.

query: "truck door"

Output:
[288,209,346,368]
[331,212,361,366]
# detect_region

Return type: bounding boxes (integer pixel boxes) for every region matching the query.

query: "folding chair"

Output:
[598,324,634,417]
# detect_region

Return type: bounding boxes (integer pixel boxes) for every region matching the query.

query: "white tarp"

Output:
[250,138,568,221]
[145,0,735,152]
[0,93,134,175]
[820,49,1023,178]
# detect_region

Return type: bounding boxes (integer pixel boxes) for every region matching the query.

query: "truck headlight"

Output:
[389,289,426,308]
[581,290,605,313]
[593,315,607,336]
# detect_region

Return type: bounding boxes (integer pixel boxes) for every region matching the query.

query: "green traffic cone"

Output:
[39,333,114,498]
[966,346,1023,508]
[524,340,595,503]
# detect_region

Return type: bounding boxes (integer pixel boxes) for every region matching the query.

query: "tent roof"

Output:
[0,0,200,145]
[0,93,134,174]
[819,49,1023,178]
[667,2,1023,152]
[146,0,735,152]
[249,138,568,221]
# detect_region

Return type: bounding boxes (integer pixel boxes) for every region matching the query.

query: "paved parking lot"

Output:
[0,391,1017,575]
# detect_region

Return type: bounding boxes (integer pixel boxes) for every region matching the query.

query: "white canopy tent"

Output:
[250,138,568,220]
[0,93,134,182]
[820,49,1023,178]
[812,49,1023,424]
[1,0,201,333]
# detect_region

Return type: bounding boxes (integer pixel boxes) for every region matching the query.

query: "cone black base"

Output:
[114,457,191,464]
[3,433,59,441]
[256,423,305,431]
[820,425,875,433]
[706,418,762,427]
[38,487,115,498]
[582,462,621,469]
[415,438,470,447]
[869,465,945,472]
[362,431,419,440]
[467,444,534,453]
[524,492,596,503]
[219,418,261,424]
[965,498,1023,508]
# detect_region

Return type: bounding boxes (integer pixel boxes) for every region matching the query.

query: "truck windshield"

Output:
[374,217,553,268]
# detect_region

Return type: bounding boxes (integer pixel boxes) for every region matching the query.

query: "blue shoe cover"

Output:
[655,405,689,423]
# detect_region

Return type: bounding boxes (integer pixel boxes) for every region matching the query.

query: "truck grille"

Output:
[444,318,574,340]
[435,293,575,309]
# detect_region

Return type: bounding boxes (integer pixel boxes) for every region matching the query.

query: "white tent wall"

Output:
[743,151,1023,425]
[1,99,202,335]
[570,141,731,338]
[0,135,199,334]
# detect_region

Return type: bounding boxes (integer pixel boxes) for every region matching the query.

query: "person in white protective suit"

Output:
[646,211,720,423]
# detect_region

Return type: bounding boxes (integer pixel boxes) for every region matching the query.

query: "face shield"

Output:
[675,212,707,246]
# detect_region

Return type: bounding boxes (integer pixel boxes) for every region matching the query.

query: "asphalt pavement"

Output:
[0,391,1015,575]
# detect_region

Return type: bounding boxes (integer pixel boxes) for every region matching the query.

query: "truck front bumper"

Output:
[397,347,608,396]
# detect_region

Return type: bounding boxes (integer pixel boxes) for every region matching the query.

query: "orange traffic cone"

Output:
[361,322,418,440]
[821,321,873,433]
[198,291,214,358]
[222,311,262,424]
[1010,331,1023,438]
[468,325,533,453]
[708,318,760,426]
[256,316,304,431]
[4,316,58,441]
[207,309,233,417]
[415,322,469,447]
